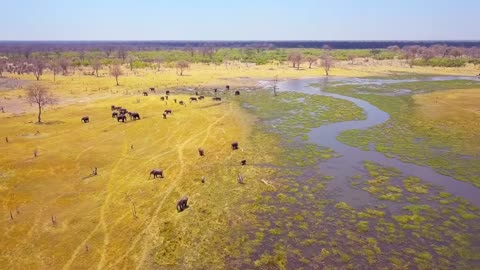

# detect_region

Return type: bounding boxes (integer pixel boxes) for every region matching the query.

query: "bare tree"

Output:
[200,46,214,59]
[403,46,421,68]
[110,64,123,86]
[104,47,114,58]
[0,56,7,78]
[127,55,137,71]
[78,50,86,61]
[49,59,61,81]
[184,46,195,57]
[420,47,435,61]
[59,58,71,75]
[23,48,32,59]
[117,48,128,61]
[91,59,102,77]
[449,47,464,58]
[54,49,63,58]
[347,54,355,64]
[176,61,190,76]
[288,52,303,69]
[26,84,56,123]
[305,56,317,69]
[320,48,333,76]
[31,58,46,81]
[403,45,421,58]
[466,47,480,59]
[154,57,164,71]
[431,44,448,58]
[387,45,400,51]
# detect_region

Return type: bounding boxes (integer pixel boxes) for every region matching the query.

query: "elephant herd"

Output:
[81,105,141,124]
[85,86,244,213]
[111,106,141,122]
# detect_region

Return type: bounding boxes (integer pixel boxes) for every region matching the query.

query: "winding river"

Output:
[277,77,480,207]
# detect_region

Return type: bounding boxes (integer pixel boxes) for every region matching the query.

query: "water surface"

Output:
[277,77,480,207]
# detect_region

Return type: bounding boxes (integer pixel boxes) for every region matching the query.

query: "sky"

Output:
[1,0,479,40]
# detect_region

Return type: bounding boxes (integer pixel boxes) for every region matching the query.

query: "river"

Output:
[277,77,480,207]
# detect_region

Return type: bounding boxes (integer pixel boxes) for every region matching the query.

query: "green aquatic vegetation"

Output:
[325,80,480,187]
[335,202,354,211]
[358,162,407,201]
[269,228,283,235]
[389,255,410,269]
[254,249,287,270]
[276,193,296,204]
[233,94,480,268]
[338,251,352,263]
[379,193,402,201]
[433,245,454,259]
[375,220,397,235]
[439,192,451,198]
[367,175,390,185]
[456,209,478,220]
[393,214,425,227]
[407,195,421,202]
[293,214,304,221]
[300,238,316,246]
[403,176,429,194]
[317,248,331,262]
[240,91,365,139]
[358,208,385,218]
[364,161,400,177]
[322,175,334,180]
[403,204,432,215]
[387,186,403,193]
[356,221,370,233]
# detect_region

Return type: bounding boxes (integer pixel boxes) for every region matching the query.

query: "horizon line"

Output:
[1,40,480,42]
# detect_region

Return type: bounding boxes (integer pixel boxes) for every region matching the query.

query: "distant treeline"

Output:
[1,43,480,80]
[1,40,480,53]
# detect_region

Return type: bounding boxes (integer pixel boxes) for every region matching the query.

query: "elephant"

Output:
[241,159,246,165]
[128,112,141,120]
[190,97,198,102]
[179,101,185,106]
[164,109,172,115]
[149,87,156,92]
[143,92,148,96]
[150,169,164,179]
[231,142,239,150]
[117,114,127,122]
[112,112,118,118]
[235,91,240,96]
[198,96,205,100]
[198,148,205,157]
[226,85,230,90]
[213,97,222,101]
[81,116,89,123]
[166,90,170,96]
[177,196,188,212]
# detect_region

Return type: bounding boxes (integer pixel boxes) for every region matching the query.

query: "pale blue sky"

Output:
[1,0,478,40]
